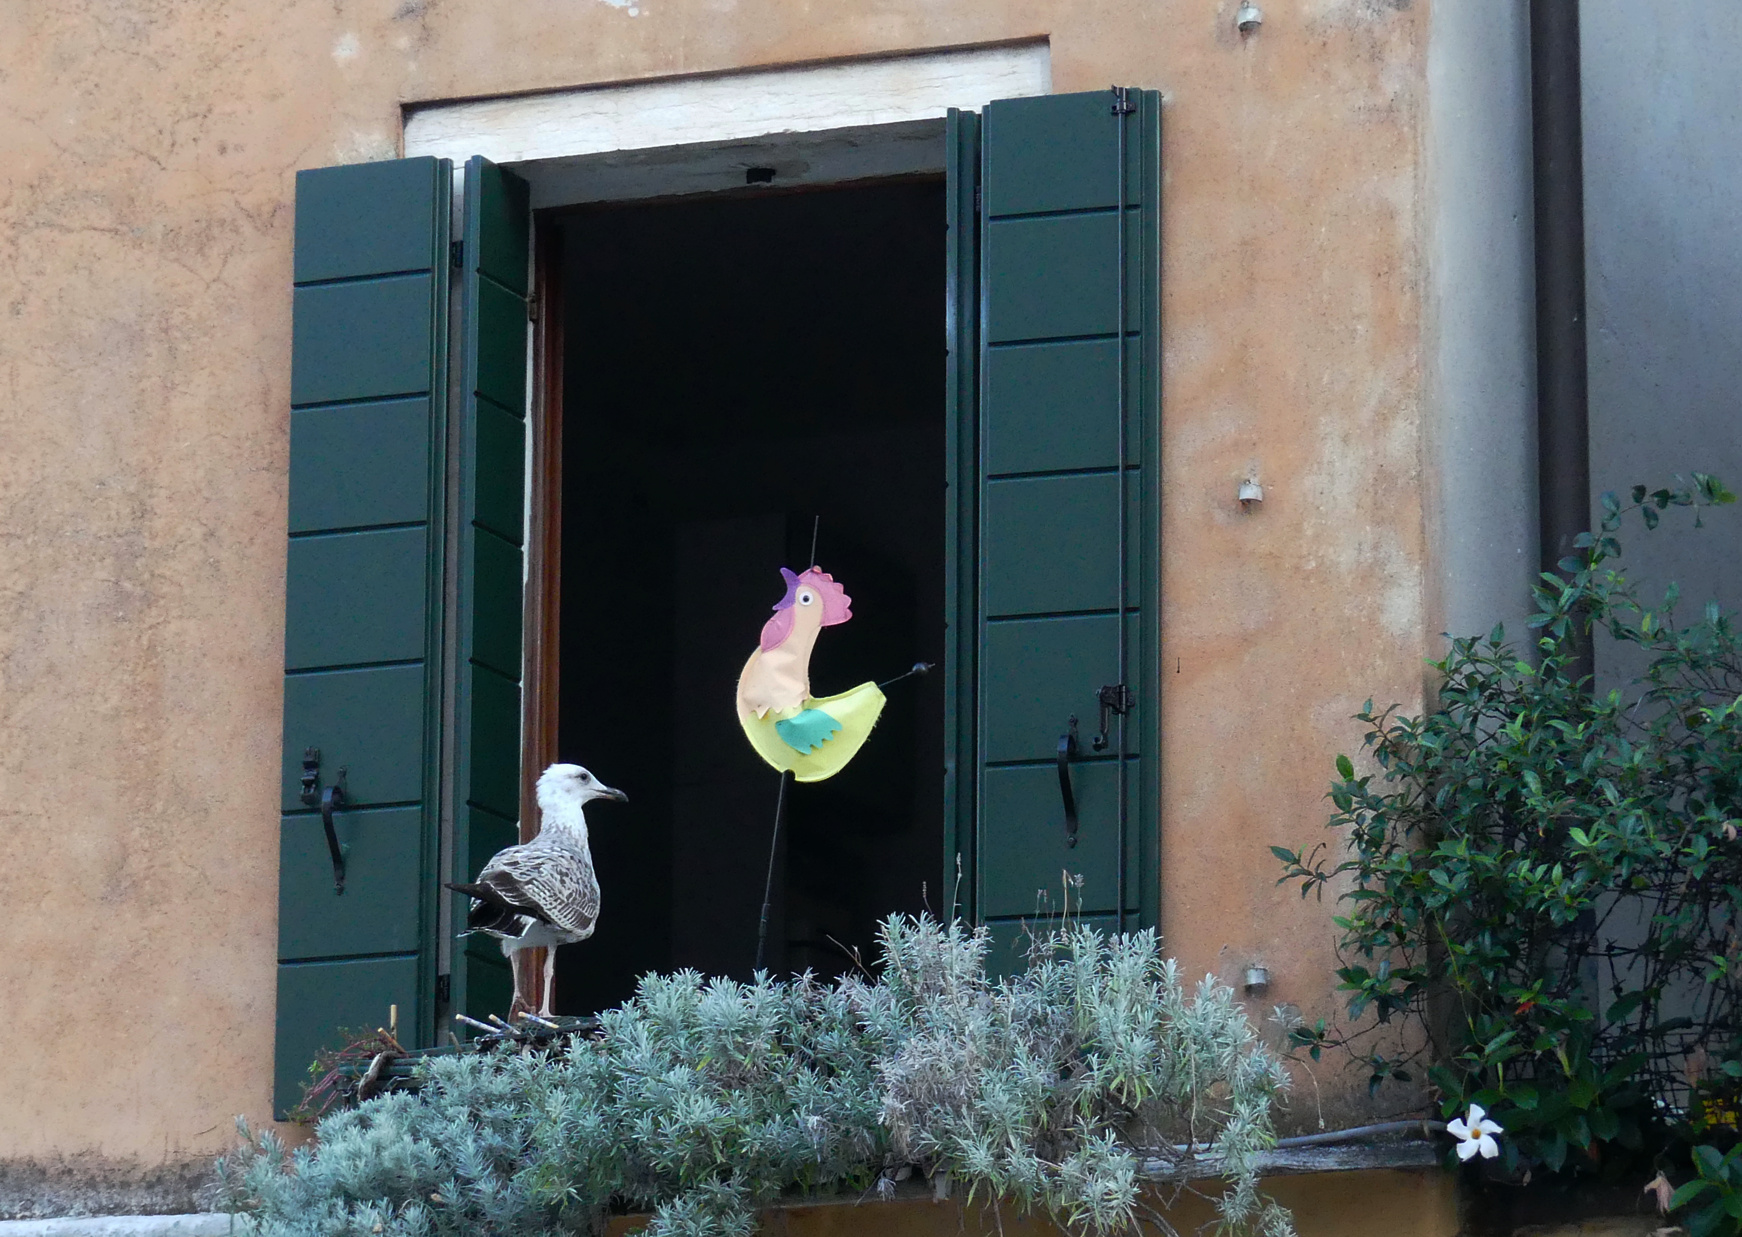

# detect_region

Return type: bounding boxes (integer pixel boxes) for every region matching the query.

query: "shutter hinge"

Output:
[1091,684,1136,752]
[1111,86,1136,116]
[449,239,463,269]
[526,294,539,323]
[436,973,451,1003]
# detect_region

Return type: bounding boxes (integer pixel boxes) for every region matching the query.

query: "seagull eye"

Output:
[578,772,590,782]
[798,590,815,606]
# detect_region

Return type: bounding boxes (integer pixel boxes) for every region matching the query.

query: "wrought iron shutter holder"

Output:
[300,746,349,894]
[1057,717,1081,848]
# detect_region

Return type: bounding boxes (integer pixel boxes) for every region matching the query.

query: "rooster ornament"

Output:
[735,566,885,781]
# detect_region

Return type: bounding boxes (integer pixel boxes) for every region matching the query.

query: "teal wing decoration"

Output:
[775,708,843,754]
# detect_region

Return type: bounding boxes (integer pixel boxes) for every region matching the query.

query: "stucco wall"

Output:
[1582,0,1742,649]
[0,0,1436,1197]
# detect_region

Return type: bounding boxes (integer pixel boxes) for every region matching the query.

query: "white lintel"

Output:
[403,41,1050,205]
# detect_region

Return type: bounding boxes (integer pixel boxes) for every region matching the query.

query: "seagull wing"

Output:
[479,842,600,940]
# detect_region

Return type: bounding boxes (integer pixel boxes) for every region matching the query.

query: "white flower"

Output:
[1446,1103,1504,1160]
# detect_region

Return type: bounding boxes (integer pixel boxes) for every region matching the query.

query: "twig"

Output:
[355,1050,397,1103]
[825,934,873,981]
[1134,1197,1182,1237]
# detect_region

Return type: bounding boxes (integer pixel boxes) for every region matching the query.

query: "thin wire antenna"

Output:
[807,514,820,568]
[878,661,935,689]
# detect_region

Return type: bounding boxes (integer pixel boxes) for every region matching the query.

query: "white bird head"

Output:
[536,763,628,814]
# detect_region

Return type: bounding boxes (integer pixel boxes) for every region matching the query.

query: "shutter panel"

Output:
[950,90,1162,972]
[277,157,451,1116]
[450,156,531,1023]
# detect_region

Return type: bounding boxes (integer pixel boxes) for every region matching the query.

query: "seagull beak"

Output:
[599,785,628,803]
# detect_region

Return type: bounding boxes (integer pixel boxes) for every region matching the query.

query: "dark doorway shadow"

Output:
[551,180,947,1012]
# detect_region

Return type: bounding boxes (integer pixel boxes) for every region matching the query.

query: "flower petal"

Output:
[1456,1139,1480,1161]
[1477,1117,1504,1136]
[1476,1133,1500,1159]
[1446,1118,1471,1139]
[1467,1103,1487,1125]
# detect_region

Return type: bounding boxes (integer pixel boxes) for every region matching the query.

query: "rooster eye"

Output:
[798,590,815,606]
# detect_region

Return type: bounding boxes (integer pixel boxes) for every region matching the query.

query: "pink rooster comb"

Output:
[799,567,853,625]
[759,565,854,651]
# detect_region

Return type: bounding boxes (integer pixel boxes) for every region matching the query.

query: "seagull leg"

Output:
[540,946,557,1018]
[506,946,527,1018]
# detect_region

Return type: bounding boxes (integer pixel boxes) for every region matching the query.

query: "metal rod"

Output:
[754,769,791,972]
[1113,87,1131,934]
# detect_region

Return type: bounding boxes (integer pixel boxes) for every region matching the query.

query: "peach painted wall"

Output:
[0,0,1431,1194]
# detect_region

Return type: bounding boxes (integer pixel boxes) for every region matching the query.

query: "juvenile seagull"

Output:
[446,763,626,1018]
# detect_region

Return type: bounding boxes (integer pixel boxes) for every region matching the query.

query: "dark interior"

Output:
[550,179,947,1013]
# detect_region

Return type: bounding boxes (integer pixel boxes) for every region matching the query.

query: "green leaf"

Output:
[1336,754,1355,781]
[1673,1180,1715,1210]
[1691,1199,1729,1237]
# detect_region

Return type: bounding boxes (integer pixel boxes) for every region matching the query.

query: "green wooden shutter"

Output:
[947,90,1162,970]
[450,156,531,1024]
[943,107,981,921]
[278,157,451,1115]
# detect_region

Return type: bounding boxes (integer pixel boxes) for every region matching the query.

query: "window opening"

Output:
[547,180,947,1012]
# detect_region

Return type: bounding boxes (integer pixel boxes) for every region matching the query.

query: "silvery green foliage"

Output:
[219,916,1291,1236]
[872,918,1295,1237]
[522,968,889,1236]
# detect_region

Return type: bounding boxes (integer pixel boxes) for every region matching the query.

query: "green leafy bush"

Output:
[1275,475,1742,1174]
[1669,1142,1742,1237]
[219,916,1293,1236]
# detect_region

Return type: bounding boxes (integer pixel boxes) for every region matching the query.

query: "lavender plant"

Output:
[219,916,1292,1237]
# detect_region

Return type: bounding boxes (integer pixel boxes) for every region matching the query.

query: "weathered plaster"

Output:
[1583,0,1742,678]
[0,0,1433,1187]
[0,1159,211,1224]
